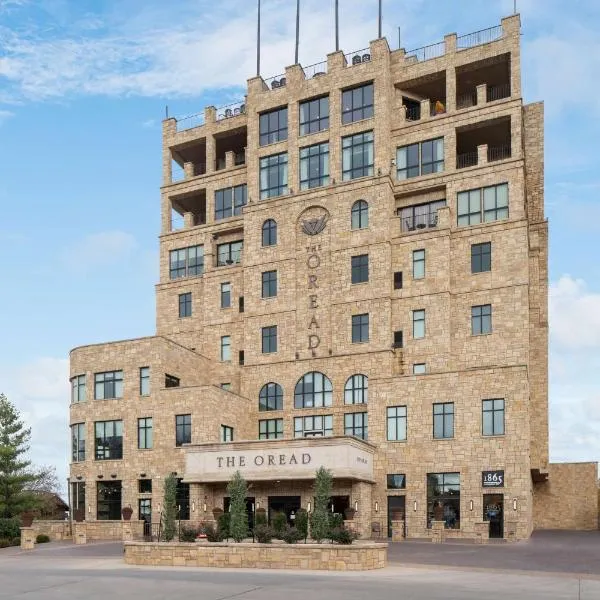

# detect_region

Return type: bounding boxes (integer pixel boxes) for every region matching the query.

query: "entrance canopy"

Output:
[183,436,375,484]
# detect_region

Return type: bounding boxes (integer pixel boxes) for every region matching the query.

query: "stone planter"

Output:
[344,508,356,520]
[21,511,35,528]
[73,508,85,523]
[121,506,133,521]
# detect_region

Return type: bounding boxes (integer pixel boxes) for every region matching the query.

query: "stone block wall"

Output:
[31,520,71,541]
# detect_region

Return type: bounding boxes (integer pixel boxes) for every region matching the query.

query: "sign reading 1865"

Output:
[482,470,505,488]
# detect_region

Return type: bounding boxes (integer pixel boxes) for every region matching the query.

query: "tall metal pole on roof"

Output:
[398,26,401,49]
[335,0,339,51]
[256,0,261,77]
[295,0,300,64]
[378,0,382,38]
[514,0,517,13]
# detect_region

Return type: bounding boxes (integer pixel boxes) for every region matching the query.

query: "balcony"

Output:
[456,116,512,169]
[397,71,446,124]
[456,53,511,110]
[169,191,207,232]
[398,200,446,233]
[405,41,446,64]
[344,48,372,67]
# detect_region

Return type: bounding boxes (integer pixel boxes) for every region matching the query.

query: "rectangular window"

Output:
[294,414,333,438]
[259,418,284,440]
[299,142,329,190]
[94,371,123,400]
[138,479,152,493]
[412,249,425,279]
[220,383,232,391]
[239,350,245,365]
[71,423,85,462]
[342,83,374,124]
[97,480,121,520]
[351,254,369,284]
[139,498,151,522]
[387,474,406,489]
[413,363,426,375]
[433,403,454,439]
[262,325,278,354]
[457,183,508,226]
[71,375,86,403]
[220,282,231,308]
[217,241,243,266]
[169,245,204,279]
[342,131,374,181]
[239,296,245,313]
[176,479,190,520]
[94,420,123,460]
[427,473,460,529]
[178,292,192,318]
[399,199,446,232]
[300,96,329,135]
[393,330,403,348]
[412,310,425,339]
[71,481,86,517]
[344,412,368,440]
[221,425,234,442]
[397,138,444,180]
[260,153,288,199]
[393,271,403,290]
[351,313,369,343]
[138,417,153,449]
[259,107,288,145]
[139,367,150,396]
[482,398,505,436]
[387,406,407,441]
[215,184,247,220]
[472,304,492,335]
[261,270,278,298]
[165,374,180,388]
[175,414,191,447]
[471,242,492,273]
[220,336,231,361]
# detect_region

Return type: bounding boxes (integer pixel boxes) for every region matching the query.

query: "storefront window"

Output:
[97,481,122,520]
[427,472,460,529]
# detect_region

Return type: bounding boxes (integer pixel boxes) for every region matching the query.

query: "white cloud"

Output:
[62,230,138,272]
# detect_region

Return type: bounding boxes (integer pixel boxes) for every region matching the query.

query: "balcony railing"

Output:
[456,152,478,169]
[405,105,421,121]
[457,92,477,109]
[217,251,242,267]
[405,41,446,63]
[487,83,511,102]
[487,145,511,162]
[303,60,328,79]
[234,151,246,166]
[345,48,371,66]
[216,100,246,120]
[457,25,503,50]
[193,163,207,176]
[175,112,204,132]
[401,212,439,232]
[264,74,287,90]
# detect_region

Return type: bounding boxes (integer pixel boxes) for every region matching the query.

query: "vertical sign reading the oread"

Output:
[300,207,330,357]
[184,443,374,483]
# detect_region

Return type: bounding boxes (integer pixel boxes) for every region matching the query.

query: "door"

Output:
[387,496,406,538]
[327,495,350,517]
[268,496,301,525]
[483,494,504,539]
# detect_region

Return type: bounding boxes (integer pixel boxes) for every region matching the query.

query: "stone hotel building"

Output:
[69,14,598,541]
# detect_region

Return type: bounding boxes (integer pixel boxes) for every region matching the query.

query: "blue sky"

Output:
[0,0,599,490]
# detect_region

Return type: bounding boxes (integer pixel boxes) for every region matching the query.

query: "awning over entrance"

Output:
[183,436,375,484]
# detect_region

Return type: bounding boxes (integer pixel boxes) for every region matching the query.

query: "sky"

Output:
[0,0,599,493]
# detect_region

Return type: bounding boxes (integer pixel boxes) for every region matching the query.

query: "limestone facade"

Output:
[69,14,597,542]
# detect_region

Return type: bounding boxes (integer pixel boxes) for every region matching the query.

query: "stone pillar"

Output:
[225,151,235,169]
[391,520,405,542]
[473,522,489,544]
[73,522,87,545]
[477,144,488,166]
[420,98,431,121]
[122,522,134,542]
[351,481,372,539]
[20,527,35,550]
[431,521,445,544]
[476,83,487,106]
[183,161,194,178]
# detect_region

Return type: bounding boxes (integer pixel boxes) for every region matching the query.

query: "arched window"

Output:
[294,372,333,408]
[262,219,277,247]
[351,200,369,230]
[259,382,283,411]
[344,374,368,404]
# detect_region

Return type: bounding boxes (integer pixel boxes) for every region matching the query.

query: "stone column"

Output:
[431,521,445,543]
[473,522,489,544]
[351,481,372,539]
[20,527,35,550]
[391,520,405,541]
[73,522,87,545]
[122,521,133,542]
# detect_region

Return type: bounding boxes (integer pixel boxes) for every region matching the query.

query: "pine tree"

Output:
[310,466,332,542]
[161,473,178,541]
[0,394,38,518]
[227,471,248,542]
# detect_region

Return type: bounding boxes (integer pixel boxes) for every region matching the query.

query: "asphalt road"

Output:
[0,540,598,600]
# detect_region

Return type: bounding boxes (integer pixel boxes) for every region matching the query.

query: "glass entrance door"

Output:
[483,494,504,539]
[387,495,406,538]
[268,496,301,525]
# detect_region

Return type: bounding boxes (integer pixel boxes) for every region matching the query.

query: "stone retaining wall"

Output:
[84,520,145,541]
[124,541,387,570]
[32,521,71,541]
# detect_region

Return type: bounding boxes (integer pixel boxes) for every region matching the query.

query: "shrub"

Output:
[35,534,50,544]
[310,467,332,542]
[227,471,249,542]
[11,537,21,547]
[0,518,20,540]
[161,473,178,542]
[254,524,274,544]
[217,512,231,540]
[271,511,287,538]
[204,524,224,543]
[328,512,343,530]
[0,538,10,548]
[281,526,303,544]
[179,526,198,542]
[255,509,267,526]
[295,508,308,541]
[330,526,358,545]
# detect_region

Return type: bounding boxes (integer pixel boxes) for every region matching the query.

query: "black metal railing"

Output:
[457,25,503,50]
[217,251,243,267]
[144,521,161,542]
[175,112,204,132]
[487,145,511,162]
[344,48,371,66]
[401,212,439,232]
[405,105,421,121]
[216,100,246,120]
[457,92,477,109]
[193,162,206,176]
[456,152,478,169]
[405,41,445,62]
[303,60,327,79]
[264,74,287,90]
[487,83,511,102]
[234,151,246,166]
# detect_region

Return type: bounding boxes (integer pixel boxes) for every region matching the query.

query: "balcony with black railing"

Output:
[398,200,447,233]
[456,52,512,111]
[398,70,446,123]
[456,115,512,170]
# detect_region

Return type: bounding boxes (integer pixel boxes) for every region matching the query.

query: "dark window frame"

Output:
[71,423,85,462]
[216,241,243,266]
[220,282,231,308]
[387,405,407,441]
[259,106,288,146]
[472,304,492,335]
[215,184,247,220]
[221,425,234,442]
[299,96,329,135]
[220,335,231,361]
[299,142,330,190]
[97,480,122,520]
[294,371,333,408]
[387,474,406,489]
[178,292,192,318]
[457,183,509,227]
[351,254,369,284]
[427,472,460,529]
[344,411,368,439]
[94,420,123,460]
[261,325,278,354]
[261,270,278,298]
[138,479,152,493]
[137,417,153,449]
[260,153,288,199]
[169,245,204,279]
[259,418,284,439]
[262,219,277,247]
[259,382,284,411]
[482,398,505,436]
[344,374,368,404]
[412,249,425,279]
[399,199,446,233]
[94,370,123,400]
[71,374,86,403]
[175,414,191,447]
[351,200,369,230]
[294,414,333,437]
[433,402,454,439]
[413,309,426,339]
[471,242,492,273]
[397,137,444,180]
[351,313,369,343]
[342,131,374,181]
[139,366,150,396]
[342,83,374,124]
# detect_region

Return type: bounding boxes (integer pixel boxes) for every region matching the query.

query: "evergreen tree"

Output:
[227,471,248,542]
[161,473,177,541]
[0,394,38,518]
[309,466,332,542]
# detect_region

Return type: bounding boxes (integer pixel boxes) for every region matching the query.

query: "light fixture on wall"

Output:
[97,474,103,479]
[374,501,379,513]
[203,502,207,513]
[307,501,311,513]
[513,498,518,511]
[192,501,196,512]
[110,473,117,479]
[469,500,474,511]
[88,505,91,514]
[413,500,417,512]
[76,475,83,481]
[354,501,359,512]
[140,473,146,478]
[256,501,260,510]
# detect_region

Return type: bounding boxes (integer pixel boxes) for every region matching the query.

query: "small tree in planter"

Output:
[271,511,287,538]
[255,507,267,526]
[295,508,308,542]
[161,473,177,541]
[227,471,248,542]
[310,466,332,543]
[217,512,231,540]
